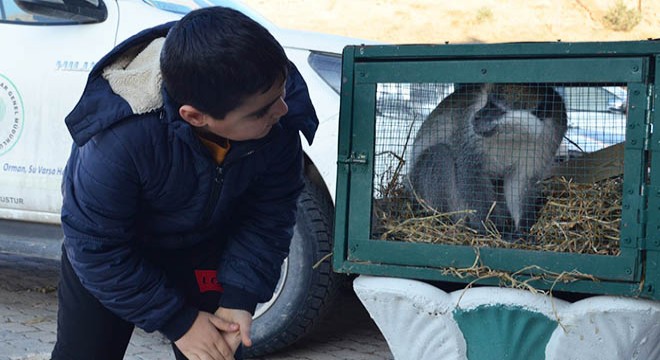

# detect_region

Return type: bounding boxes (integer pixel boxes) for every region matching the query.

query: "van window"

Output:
[0,0,72,24]
[0,0,106,25]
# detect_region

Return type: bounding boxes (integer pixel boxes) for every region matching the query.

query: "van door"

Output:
[0,0,118,223]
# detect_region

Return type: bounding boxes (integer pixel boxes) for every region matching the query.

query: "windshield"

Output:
[558,86,626,112]
[142,0,273,26]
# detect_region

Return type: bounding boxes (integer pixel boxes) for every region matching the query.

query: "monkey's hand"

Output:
[473,118,499,137]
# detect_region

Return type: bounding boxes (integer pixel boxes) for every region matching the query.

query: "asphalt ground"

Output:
[0,252,393,360]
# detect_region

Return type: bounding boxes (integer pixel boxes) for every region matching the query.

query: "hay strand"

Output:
[373,176,622,256]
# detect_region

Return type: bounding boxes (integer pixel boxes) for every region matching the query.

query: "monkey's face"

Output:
[471,84,568,138]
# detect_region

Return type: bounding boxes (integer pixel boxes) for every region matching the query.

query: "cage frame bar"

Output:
[642,54,660,298]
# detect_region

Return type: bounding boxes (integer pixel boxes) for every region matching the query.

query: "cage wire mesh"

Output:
[371,82,628,256]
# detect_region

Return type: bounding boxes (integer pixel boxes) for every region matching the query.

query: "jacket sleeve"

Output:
[217,128,304,313]
[60,131,197,342]
[216,64,317,313]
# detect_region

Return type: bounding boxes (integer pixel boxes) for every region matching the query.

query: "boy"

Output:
[51,6,318,360]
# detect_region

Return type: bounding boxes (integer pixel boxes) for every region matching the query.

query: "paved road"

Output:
[0,252,393,360]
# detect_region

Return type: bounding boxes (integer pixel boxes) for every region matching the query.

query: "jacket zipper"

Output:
[201,165,225,224]
[199,145,263,225]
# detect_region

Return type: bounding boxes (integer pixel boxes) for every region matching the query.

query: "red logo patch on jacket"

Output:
[194,270,224,293]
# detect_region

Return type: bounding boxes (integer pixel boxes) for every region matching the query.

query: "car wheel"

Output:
[244,177,343,357]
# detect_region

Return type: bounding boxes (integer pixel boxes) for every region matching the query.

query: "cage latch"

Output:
[338,152,368,165]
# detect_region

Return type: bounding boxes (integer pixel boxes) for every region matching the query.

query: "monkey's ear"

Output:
[472,86,490,111]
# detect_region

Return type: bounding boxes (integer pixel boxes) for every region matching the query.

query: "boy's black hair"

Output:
[160,6,289,119]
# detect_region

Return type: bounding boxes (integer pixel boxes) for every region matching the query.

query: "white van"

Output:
[0,0,358,356]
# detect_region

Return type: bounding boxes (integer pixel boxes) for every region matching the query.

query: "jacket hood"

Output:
[66,22,174,146]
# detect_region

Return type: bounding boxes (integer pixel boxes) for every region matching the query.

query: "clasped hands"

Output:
[174,307,253,360]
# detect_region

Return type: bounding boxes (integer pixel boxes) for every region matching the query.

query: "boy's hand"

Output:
[174,311,239,360]
[215,307,253,351]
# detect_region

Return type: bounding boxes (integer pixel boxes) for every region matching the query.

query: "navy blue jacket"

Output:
[60,22,318,341]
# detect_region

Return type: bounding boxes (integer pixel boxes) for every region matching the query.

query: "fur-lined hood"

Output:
[101,37,165,116]
[65,23,173,146]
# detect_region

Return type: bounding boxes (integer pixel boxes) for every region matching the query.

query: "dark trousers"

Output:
[51,241,242,360]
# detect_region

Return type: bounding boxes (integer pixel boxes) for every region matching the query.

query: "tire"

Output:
[243,178,343,358]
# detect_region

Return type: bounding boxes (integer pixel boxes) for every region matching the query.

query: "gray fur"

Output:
[408,83,568,239]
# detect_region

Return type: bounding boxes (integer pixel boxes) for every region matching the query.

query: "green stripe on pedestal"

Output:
[453,305,557,360]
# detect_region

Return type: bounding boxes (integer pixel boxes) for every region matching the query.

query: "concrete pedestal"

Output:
[354,275,660,360]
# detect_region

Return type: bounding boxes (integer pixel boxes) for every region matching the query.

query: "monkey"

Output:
[407,83,568,240]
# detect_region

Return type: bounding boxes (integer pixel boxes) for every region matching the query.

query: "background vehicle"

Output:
[0,0,359,356]
[559,85,628,153]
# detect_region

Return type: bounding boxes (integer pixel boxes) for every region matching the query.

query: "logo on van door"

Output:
[0,74,24,156]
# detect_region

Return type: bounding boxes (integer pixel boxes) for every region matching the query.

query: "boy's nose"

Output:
[273,98,288,118]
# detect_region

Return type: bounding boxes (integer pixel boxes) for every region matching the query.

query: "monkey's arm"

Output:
[453,147,508,233]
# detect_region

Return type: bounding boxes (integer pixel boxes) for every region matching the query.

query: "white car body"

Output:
[1,0,366,355]
[560,86,628,153]
[0,0,352,226]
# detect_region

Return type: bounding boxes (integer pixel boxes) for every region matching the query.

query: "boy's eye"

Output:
[254,107,269,119]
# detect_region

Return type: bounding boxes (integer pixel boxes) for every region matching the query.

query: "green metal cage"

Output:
[333,41,660,300]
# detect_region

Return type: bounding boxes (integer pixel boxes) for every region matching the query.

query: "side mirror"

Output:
[13,0,107,23]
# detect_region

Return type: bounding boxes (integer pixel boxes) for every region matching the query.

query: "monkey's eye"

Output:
[475,101,506,121]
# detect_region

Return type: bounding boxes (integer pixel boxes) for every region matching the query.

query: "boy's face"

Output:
[181,78,288,141]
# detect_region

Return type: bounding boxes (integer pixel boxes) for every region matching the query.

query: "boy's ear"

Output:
[179,105,208,127]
